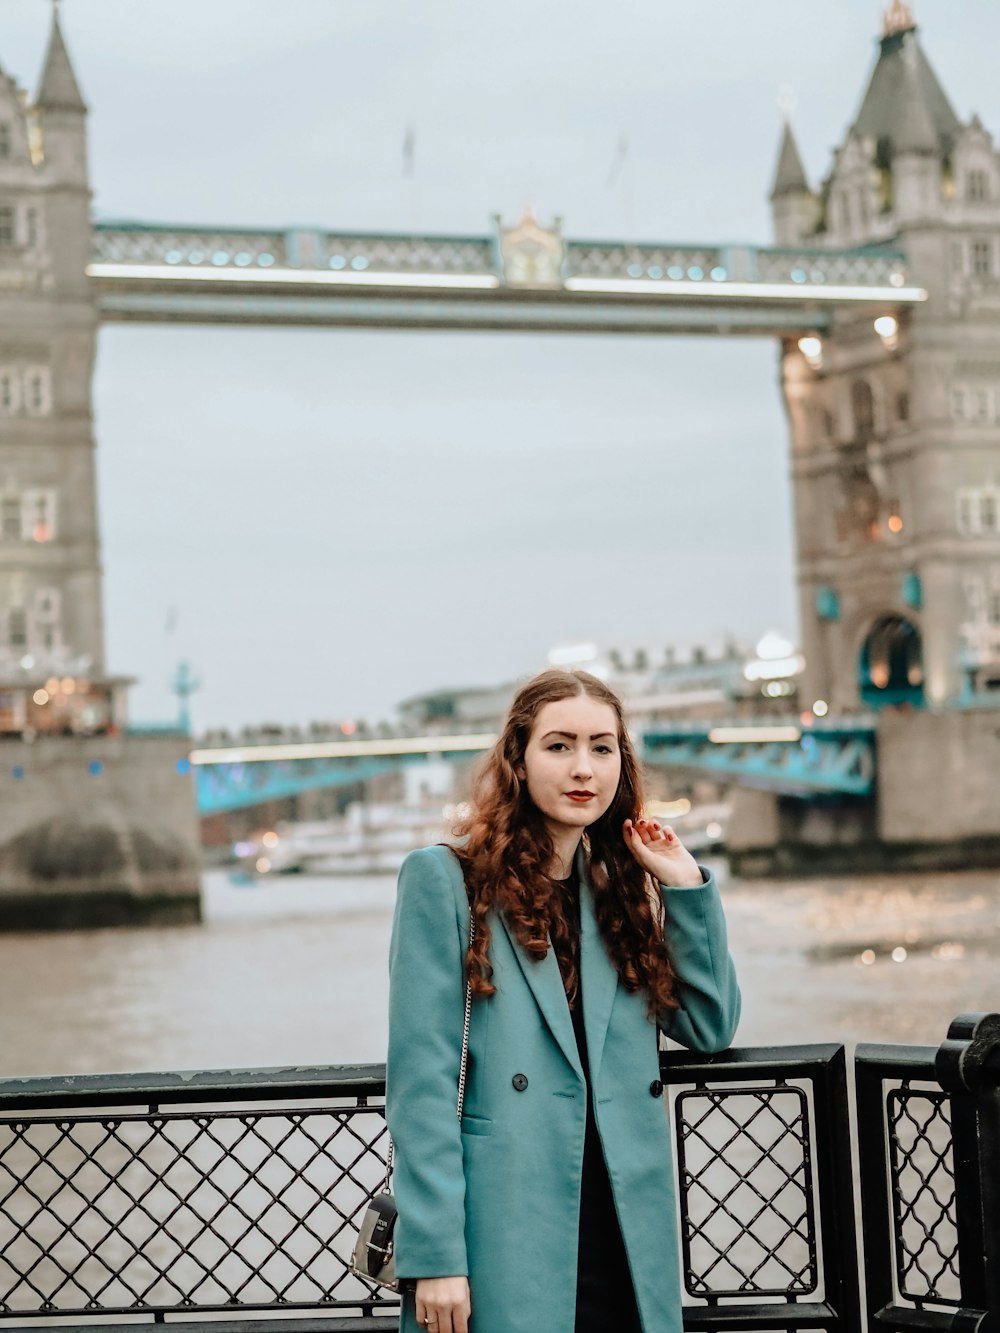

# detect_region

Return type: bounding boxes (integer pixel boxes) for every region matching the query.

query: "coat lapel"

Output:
[577,845,620,1083]
[498,908,584,1084]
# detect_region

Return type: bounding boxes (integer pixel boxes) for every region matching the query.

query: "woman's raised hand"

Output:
[623,818,704,888]
[414,1276,471,1333]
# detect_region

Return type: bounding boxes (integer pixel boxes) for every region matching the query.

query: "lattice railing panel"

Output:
[0,1105,396,1316]
[321,235,494,274]
[756,249,908,287]
[93,229,289,269]
[567,243,725,281]
[887,1087,959,1305]
[676,1085,817,1298]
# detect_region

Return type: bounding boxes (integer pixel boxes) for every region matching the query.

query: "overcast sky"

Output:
[5,0,1000,730]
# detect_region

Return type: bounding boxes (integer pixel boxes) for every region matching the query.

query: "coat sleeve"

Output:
[385,846,470,1279]
[656,867,741,1053]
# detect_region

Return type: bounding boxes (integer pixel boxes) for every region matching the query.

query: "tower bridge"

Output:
[1,3,1000,922]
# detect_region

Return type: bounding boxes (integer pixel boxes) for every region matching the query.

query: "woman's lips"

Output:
[566,792,595,803]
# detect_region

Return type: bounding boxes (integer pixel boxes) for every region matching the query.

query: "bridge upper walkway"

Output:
[90,221,925,336]
[187,717,876,815]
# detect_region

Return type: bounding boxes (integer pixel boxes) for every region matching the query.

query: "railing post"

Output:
[855,1044,899,1329]
[811,1044,863,1331]
[935,1012,1000,1333]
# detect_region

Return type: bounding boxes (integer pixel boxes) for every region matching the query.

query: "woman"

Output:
[385,668,740,1333]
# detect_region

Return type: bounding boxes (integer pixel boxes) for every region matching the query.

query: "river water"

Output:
[2,860,998,1080]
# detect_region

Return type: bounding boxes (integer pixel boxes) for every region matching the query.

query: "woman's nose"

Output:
[571,749,593,777]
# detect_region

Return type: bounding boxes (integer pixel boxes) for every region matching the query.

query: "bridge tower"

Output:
[772,1,1000,714]
[0,9,125,731]
[0,13,200,928]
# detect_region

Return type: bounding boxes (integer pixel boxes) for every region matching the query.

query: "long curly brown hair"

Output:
[451,668,679,1019]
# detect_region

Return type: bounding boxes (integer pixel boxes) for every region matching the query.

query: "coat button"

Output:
[512,1073,529,1091]
[649,1079,664,1098]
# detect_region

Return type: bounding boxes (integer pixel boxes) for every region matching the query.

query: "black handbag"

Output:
[350,918,475,1293]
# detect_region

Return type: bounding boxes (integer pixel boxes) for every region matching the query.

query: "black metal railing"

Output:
[667,1043,860,1330]
[0,1014,995,1331]
[856,1012,1000,1332]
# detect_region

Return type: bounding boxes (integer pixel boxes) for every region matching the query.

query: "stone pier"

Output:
[728,705,1000,877]
[0,734,202,929]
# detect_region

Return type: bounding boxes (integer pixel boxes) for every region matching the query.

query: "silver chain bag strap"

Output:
[350,917,475,1293]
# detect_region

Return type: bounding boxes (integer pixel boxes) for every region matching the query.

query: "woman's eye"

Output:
[547,742,567,751]
[595,745,613,755]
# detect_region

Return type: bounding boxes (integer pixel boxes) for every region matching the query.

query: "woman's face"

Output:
[520,695,623,840]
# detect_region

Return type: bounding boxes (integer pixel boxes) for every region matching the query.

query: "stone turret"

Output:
[889,37,944,224]
[769,120,816,245]
[33,7,90,288]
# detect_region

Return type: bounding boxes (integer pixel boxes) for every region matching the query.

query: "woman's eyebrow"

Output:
[540,730,615,741]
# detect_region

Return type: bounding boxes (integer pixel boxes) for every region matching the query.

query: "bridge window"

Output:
[8,607,26,648]
[0,368,18,415]
[0,206,14,246]
[23,366,51,416]
[0,125,10,159]
[25,208,38,247]
[957,485,1000,534]
[1,495,21,541]
[26,490,55,542]
[967,169,990,202]
[951,383,999,422]
[971,239,993,277]
[896,391,909,422]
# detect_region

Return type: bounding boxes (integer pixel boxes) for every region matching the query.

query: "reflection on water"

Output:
[0,862,998,1079]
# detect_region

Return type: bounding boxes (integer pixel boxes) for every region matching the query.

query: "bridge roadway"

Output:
[90,222,926,336]
[189,718,876,815]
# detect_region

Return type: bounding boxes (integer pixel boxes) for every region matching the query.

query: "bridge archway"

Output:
[858,613,924,709]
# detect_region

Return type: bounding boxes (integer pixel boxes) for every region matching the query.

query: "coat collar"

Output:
[497,842,619,1084]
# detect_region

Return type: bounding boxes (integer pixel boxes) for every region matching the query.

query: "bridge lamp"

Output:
[874,314,899,349]
[797,336,823,368]
[812,699,829,717]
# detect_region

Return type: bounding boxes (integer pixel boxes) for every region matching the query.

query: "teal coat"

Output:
[385,843,741,1333]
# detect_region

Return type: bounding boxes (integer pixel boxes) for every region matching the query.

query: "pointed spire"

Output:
[852,16,959,159]
[770,120,810,200]
[893,44,939,154]
[36,3,86,113]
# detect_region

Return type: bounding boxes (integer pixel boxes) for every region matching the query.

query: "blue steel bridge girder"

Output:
[191,721,877,815]
[194,753,439,817]
[89,222,926,337]
[641,723,877,797]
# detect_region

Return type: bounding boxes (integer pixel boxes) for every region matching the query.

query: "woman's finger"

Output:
[432,1305,454,1333]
